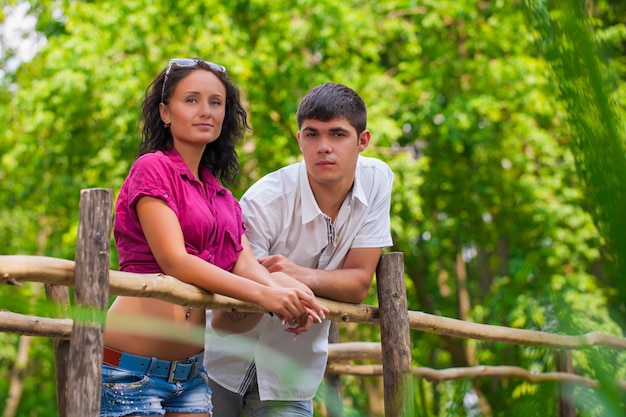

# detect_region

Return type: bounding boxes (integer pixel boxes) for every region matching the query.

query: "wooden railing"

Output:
[1,188,626,417]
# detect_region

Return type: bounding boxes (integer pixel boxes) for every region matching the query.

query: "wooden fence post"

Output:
[44,284,71,417]
[325,321,343,417]
[66,188,113,417]
[555,350,576,417]
[377,252,414,417]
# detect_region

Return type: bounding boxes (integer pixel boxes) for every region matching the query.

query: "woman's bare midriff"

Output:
[104,296,205,361]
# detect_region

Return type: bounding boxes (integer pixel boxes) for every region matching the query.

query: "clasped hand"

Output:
[265,265,328,340]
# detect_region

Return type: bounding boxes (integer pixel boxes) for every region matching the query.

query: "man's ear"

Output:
[357,130,371,152]
[297,131,303,151]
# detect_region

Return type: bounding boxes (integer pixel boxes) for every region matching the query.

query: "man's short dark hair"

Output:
[296,83,367,134]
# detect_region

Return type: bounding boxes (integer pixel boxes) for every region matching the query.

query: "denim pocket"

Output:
[102,363,150,391]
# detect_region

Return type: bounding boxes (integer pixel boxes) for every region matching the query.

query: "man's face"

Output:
[297,117,370,189]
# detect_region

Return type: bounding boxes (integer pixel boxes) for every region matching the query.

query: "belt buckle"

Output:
[167,358,196,383]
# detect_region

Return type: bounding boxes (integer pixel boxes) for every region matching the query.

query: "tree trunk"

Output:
[2,335,32,417]
[454,251,492,417]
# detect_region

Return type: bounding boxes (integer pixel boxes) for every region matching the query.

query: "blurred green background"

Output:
[1,0,625,416]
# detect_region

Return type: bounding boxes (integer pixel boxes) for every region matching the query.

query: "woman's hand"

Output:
[261,271,327,337]
[259,283,326,321]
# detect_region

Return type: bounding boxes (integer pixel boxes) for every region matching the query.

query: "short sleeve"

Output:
[351,159,394,248]
[125,153,179,217]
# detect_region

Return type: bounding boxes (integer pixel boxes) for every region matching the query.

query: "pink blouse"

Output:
[113,148,244,273]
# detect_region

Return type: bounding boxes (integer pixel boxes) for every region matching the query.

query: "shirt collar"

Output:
[163,147,190,176]
[299,158,369,224]
[163,147,224,194]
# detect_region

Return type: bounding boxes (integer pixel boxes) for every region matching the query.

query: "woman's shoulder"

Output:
[130,150,181,175]
[133,150,167,166]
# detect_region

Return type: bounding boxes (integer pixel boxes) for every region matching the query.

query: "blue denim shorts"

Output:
[100,363,212,416]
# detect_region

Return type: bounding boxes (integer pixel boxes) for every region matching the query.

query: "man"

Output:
[205,82,394,416]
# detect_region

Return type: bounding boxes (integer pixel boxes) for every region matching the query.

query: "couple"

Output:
[101,58,394,417]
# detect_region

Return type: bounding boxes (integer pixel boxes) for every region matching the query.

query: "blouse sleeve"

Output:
[125,153,179,217]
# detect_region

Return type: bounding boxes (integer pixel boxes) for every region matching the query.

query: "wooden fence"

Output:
[1,188,626,417]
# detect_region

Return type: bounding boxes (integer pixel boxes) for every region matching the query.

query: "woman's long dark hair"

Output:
[138,60,249,184]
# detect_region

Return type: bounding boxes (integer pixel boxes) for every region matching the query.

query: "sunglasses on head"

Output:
[160,58,227,103]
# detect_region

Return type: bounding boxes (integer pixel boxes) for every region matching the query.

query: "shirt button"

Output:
[163,193,169,199]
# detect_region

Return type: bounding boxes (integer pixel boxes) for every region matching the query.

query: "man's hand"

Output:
[267,269,308,291]
[283,315,316,340]
[258,255,306,279]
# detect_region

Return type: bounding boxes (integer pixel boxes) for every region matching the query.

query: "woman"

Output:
[101,58,328,417]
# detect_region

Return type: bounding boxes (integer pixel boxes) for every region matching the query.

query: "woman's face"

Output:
[159,69,226,149]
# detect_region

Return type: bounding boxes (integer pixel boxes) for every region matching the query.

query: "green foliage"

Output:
[0,335,57,417]
[16,338,57,416]
[1,0,625,416]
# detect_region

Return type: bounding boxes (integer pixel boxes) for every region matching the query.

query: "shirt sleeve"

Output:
[125,153,179,217]
[352,161,394,248]
[240,187,277,259]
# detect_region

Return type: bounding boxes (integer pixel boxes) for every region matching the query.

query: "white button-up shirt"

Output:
[205,155,394,400]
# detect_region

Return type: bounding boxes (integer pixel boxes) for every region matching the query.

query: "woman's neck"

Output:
[173,142,205,180]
